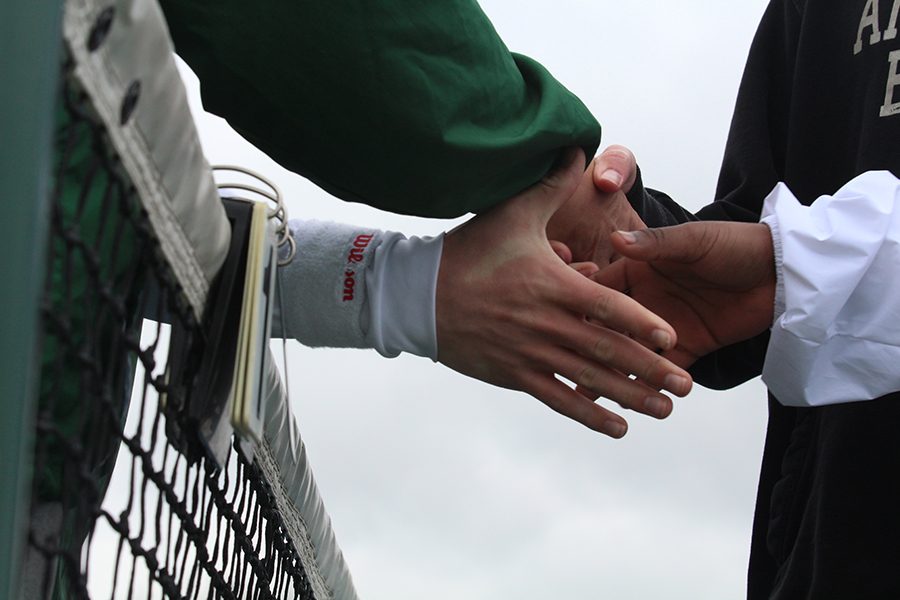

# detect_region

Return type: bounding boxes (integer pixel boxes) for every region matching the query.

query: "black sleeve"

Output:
[625,165,698,227]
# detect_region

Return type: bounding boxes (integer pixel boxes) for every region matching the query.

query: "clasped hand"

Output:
[434,145,779,438]
[435,148,692,438]
[565,147,777,371]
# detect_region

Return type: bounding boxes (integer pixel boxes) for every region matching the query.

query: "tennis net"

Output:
[21,0,358,598]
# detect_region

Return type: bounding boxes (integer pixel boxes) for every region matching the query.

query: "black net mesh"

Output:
[25,57,317,600]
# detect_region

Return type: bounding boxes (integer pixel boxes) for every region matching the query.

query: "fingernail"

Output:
[645,397,669,419]
[617,231,638,245]
[602,421,627,438]
[650,329,672,349]
[599,168,623,188]
[664,374,691,395]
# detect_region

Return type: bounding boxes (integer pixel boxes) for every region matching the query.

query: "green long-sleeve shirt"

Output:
[159,0,601,218]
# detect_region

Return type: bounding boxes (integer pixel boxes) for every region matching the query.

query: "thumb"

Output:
[610,223,713,263]
[512,147,585,226]
[592,145,637,193]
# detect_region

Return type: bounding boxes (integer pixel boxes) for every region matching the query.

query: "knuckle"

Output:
[647,227,666,245]
[575,365,599,389]
[641,355,668,384]
[591,335,616,364]
[695,223,720,253]
[602,145,634,164]
[591,291,615,319]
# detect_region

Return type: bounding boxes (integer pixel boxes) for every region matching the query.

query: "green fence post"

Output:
[0,0,64,596]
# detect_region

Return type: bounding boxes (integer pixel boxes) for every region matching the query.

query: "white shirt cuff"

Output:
[759,171,900,407]
[364,233,443,360]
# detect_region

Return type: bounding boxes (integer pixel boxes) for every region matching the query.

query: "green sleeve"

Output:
[158,0,601,218]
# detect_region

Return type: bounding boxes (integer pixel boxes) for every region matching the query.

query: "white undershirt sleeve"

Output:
[362,232,442,360]
[272,220,442,361]
[759,171,900,407]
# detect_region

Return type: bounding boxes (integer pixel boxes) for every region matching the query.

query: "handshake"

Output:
[435,147,776,438]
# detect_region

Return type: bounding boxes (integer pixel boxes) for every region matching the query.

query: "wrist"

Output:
[759,215,785,322]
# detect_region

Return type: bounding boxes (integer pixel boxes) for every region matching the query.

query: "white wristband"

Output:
[275,220,383,348]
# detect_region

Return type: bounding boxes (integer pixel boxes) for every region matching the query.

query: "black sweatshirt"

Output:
[629,0,900,597]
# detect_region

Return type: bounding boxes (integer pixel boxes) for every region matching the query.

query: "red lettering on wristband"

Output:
[343,233,374,301]
[343,270,356,302]
[347,233,374,263]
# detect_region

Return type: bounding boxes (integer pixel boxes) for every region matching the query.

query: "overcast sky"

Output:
[182,2,772,598]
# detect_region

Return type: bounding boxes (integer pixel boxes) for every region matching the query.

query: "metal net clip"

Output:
[211,165,296,266]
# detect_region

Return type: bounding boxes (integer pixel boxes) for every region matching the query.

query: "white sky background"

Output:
[180,1,772,598]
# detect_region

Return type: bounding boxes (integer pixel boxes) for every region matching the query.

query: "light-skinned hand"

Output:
[436,148,693,438]
[547,146,644,266]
